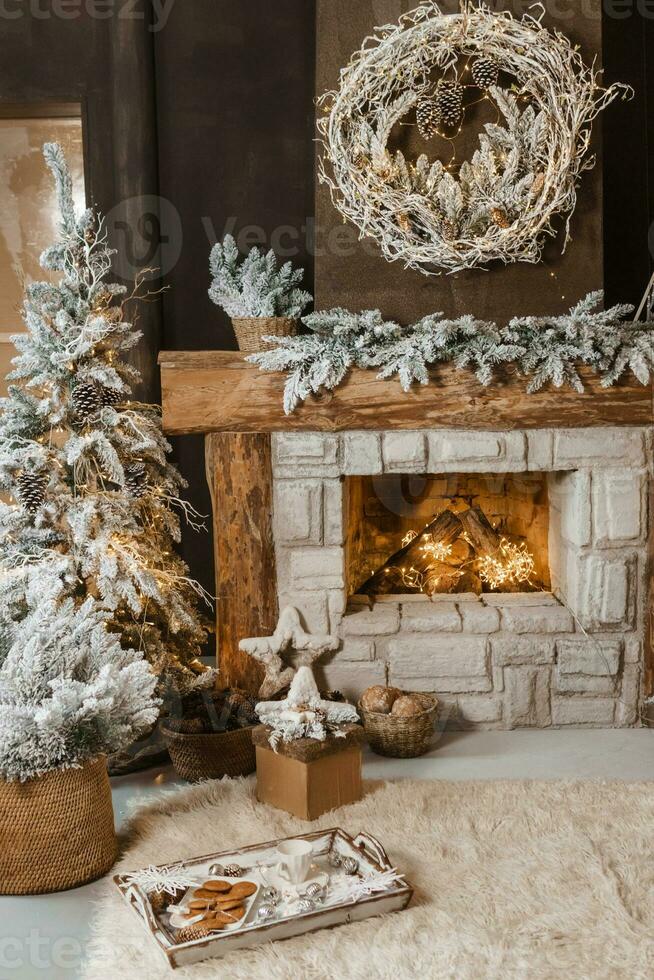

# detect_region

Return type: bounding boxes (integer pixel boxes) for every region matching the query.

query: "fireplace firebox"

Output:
[346,473,551,599]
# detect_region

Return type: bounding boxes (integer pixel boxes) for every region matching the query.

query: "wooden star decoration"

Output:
[239,606,340,699]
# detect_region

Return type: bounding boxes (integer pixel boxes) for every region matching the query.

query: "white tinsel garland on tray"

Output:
[317,1,631,274]
[248,292,654,415]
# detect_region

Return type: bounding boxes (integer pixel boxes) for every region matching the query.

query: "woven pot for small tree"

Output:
[0,756,118,895]
[358,692,439,759]
[231,316,298,354]
[160,722,256,783]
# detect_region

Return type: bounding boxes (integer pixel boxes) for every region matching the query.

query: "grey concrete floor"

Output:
[1,728,653,980]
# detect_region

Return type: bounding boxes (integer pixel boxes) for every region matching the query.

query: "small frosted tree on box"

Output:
[0,143,210,699]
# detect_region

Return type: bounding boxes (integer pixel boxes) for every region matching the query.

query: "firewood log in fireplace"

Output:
[458,506,503,557]
[357,509,464,596]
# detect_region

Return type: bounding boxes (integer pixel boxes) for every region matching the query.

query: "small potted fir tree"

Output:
[208,234,312,353]
[0,590,159,894]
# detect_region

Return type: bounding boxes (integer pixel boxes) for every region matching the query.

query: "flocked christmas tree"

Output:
[0,143,210,694]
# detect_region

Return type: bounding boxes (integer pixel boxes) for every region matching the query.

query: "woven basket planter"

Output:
[0,756,118,895]
[160,722,256,783]
[231,316,298,354]
[358,692,439,759]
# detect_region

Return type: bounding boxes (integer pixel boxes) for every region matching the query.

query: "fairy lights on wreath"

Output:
[317,1,632,274]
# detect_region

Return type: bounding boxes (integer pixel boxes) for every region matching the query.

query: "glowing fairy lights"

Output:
[477,539,536,591]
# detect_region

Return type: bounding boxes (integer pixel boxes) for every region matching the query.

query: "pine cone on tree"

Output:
[435,80,464,128]
[99,385,123,408]
[472,57,499,89]
[16,472,48,514]
[124,461,148,498]
[72,382,101,423]
[416,98,440,139]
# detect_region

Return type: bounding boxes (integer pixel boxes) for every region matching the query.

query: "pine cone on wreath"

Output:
[124,460,148,498]
[72,382,101,423]
[471,57,499,89]
[416,98,440,139]
[16,472,48,514]
[491,207,512,229]
[434,80,464,128]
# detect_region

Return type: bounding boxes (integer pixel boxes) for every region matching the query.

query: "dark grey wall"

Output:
[153,0,316,599]
[0,2,162,400]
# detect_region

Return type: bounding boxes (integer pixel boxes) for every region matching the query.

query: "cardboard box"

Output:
[253,727,364,821]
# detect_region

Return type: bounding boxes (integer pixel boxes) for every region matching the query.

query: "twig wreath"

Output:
[317,1,631,274]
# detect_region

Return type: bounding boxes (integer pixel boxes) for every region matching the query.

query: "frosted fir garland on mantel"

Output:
[0,143,210,691]
[317,1,631,274]
[248,293,654,414]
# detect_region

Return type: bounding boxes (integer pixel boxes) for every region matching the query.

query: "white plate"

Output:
[169,877,261,933]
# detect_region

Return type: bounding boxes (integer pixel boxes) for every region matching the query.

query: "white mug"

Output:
[275,839,313,885]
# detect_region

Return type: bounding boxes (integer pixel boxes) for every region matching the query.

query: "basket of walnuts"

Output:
[358,686,438,759]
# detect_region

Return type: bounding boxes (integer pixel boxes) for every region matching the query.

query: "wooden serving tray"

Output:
[114,827,413,970]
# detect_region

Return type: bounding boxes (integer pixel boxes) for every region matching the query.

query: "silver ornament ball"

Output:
[296,898,315,914]
[257,903,276,921]
[303,882,325,901]
[342,857,359,875]
[261,886,280,906]
[327,851,342,868]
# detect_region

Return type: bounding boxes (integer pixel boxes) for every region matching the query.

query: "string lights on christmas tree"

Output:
[0,143,211,695]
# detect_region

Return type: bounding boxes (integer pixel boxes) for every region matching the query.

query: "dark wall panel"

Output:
[154,0,316,597]
[0,5,161,399]
[603,9,653,308]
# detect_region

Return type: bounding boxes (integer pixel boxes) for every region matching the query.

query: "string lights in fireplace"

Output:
[477,539,536,591]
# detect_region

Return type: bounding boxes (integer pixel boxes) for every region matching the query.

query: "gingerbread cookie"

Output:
[228,881,257,899]
[202,907,245,930]
[201,879,232,893]
[189,898,216,911]
[193,888,219,900]
[214,897,243,911]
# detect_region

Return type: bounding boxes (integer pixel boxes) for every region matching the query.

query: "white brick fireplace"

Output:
[271,427,652,729]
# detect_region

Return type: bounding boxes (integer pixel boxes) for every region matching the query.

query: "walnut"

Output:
[391,695,425,718]
[360,685,400,714]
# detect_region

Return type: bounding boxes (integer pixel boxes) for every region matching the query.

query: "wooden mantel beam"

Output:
[159,351,653,435]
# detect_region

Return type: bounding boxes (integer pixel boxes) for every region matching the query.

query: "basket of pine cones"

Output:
[160,688,258,782]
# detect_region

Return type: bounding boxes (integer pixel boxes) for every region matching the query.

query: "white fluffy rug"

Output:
[84,778,654,980]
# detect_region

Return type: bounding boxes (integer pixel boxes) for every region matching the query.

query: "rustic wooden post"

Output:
[205,432,278,694]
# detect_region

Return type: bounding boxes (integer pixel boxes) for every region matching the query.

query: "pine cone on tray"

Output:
[16,472,48,514]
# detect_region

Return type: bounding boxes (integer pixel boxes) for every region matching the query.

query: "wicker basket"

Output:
[357,692,439,759]
[160,722,256,782]
[231,316,298,354]
[0,756,118,895]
